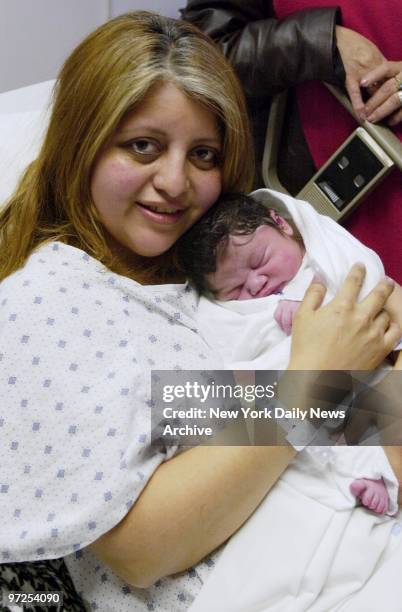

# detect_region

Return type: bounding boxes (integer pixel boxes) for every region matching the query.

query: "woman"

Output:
[0,12,400,612]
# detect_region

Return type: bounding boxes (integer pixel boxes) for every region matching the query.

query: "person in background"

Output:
[181,0,402,283]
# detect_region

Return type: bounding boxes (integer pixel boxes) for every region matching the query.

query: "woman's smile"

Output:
[135,200,187,225]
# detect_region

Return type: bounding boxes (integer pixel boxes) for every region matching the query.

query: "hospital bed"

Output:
[0,80,54,206]
[262,84,402,220]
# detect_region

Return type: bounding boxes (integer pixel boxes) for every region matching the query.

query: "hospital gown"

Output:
[0,241,223,611]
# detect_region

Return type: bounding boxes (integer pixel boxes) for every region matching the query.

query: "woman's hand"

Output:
[289,264,401,371]
[360,60,402,126]
[383,447,402,505]
[336,26,386,121]
[394,351,402,370]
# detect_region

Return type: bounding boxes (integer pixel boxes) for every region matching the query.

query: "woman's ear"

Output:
[268,209,294,236]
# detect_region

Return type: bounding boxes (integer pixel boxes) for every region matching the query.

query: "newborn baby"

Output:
[179,191,402,516]
[185,193,305,335]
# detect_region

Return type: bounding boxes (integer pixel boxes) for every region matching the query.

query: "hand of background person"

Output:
[335,26,386,122]
[289,264,401,371]
[360,60,402,126]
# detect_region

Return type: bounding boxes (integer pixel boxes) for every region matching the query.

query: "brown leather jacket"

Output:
[181,1,345,190]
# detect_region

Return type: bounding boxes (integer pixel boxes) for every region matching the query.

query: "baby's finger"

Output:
[362,489,374,506]
[284,311,292,336]
[370,493,380,511]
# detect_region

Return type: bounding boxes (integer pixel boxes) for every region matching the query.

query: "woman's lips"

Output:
[136,202,186,225]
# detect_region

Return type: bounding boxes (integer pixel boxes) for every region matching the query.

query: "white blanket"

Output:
[190,479,402,612]
[197,189,386,370]
[192,190,402,611]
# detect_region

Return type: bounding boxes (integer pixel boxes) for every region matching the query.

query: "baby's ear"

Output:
[268,209,294,236]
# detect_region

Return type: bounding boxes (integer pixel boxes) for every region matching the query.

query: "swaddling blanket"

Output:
[190,477,402,612]
[191,190,402,611]
[197,188,386,370]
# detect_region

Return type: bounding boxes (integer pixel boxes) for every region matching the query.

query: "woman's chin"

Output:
[124,238,176,259]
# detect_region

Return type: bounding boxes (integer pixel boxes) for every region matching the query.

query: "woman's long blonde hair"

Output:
[0,11,254,282]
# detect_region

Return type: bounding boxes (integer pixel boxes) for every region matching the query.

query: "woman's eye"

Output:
[191,147,220,169]
[129,139,160,156]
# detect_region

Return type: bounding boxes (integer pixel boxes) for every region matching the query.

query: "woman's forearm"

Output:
[90,443,295,588]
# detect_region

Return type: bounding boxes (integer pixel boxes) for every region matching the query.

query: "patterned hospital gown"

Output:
[0,242,223,611]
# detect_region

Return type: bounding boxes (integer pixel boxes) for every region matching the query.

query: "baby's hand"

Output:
[350,478,389,514]
[274,300,301,336]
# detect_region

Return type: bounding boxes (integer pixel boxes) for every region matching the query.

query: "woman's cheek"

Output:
[200,170,222,212]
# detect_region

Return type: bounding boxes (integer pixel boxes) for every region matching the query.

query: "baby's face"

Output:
[206,223,304,300]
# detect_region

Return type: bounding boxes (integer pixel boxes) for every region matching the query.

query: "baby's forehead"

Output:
[218,223,275,254]
[229,232,256,247]
[214,233,256,275]
[214,233,253,266]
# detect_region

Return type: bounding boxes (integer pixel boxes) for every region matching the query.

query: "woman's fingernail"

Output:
[367,113,376,122]
[312,274,326,286]
[360,78,368,86]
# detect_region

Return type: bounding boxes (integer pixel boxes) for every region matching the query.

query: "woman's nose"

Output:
[153,152,190,199]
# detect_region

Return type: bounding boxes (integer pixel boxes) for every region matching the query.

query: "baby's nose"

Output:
[246,273,267,296]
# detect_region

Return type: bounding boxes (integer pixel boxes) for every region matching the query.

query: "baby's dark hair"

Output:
[177,192,302,295]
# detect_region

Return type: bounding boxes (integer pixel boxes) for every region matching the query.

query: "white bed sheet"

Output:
[0,80,54,205]
[0,79,54,113]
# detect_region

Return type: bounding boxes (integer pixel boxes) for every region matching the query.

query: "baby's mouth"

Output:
[257,282,285,298]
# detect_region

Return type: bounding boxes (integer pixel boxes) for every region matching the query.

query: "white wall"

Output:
[110,0,184,18]
[0,0,110,93]
[0,1,184,95]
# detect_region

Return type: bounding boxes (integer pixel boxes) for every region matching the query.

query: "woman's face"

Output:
[91,81,223,257]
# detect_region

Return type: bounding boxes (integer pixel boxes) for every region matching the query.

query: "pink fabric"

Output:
[274,0,402,282]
